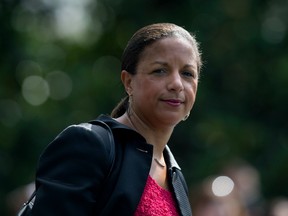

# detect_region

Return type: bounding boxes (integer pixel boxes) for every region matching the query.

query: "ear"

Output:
[121,70,133,95]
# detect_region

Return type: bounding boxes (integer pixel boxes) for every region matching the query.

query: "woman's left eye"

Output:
[182,71,195,78]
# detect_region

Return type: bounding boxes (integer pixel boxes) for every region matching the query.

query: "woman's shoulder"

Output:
[38,121,113,168]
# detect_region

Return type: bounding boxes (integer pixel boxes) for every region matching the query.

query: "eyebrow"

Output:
[150,61,168,66]
[151,61,197,70]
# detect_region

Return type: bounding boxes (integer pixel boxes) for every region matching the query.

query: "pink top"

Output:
[134,175,180,216]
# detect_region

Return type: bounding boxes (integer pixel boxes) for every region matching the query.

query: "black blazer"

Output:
[31,115,192,216]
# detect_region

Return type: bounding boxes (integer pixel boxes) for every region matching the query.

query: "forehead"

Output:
[139,37,196,63]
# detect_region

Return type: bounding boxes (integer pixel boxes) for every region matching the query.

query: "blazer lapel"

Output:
[165,146,192,216]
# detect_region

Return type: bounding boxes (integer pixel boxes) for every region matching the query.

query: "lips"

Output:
[162,99,183,106]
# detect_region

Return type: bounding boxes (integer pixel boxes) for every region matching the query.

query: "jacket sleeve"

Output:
[31,124,112,216]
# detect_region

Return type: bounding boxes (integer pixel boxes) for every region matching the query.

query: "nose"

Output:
[167,72,184,92]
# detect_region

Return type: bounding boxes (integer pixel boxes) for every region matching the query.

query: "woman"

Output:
[30,23,202,216]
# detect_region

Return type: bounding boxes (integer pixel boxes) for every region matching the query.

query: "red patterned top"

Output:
[134,175,180,216]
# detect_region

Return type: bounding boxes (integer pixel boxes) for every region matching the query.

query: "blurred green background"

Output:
[1,0,288,215]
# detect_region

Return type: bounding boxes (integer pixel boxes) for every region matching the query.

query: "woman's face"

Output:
[125,37,199,128]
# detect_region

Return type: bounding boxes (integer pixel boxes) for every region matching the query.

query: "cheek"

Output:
[134,79,159,96]
[186,83,198,104]
[132,80,153,102]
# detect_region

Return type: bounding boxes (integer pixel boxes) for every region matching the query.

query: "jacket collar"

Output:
[96,114,140,132]
[164,145,181,170]
[96,114,181,171]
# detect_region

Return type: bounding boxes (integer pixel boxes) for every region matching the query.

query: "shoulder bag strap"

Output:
[88,119,115,179]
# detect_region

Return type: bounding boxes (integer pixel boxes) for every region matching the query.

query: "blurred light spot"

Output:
[262,16,286,44]
[46,71,72,100]
[50,0,96,44]
[272,199,288,216]
[11,7,38,33]
[22,76,50,106]
[16,60,42,84]
[0,100,22,127]
[12,5,54,43]
[54,6,89,41]
[212,176,234,197]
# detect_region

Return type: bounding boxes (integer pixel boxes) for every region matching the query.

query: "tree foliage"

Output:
[1,0,288,214]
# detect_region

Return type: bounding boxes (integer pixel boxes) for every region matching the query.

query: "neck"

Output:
[116,112,173,156]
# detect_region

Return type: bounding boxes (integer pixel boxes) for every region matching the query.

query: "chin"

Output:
[158,115,182,127]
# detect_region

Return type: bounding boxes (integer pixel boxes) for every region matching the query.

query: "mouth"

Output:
[162,99,184,106]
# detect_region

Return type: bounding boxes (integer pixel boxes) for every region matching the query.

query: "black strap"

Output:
[88,120,115,179]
